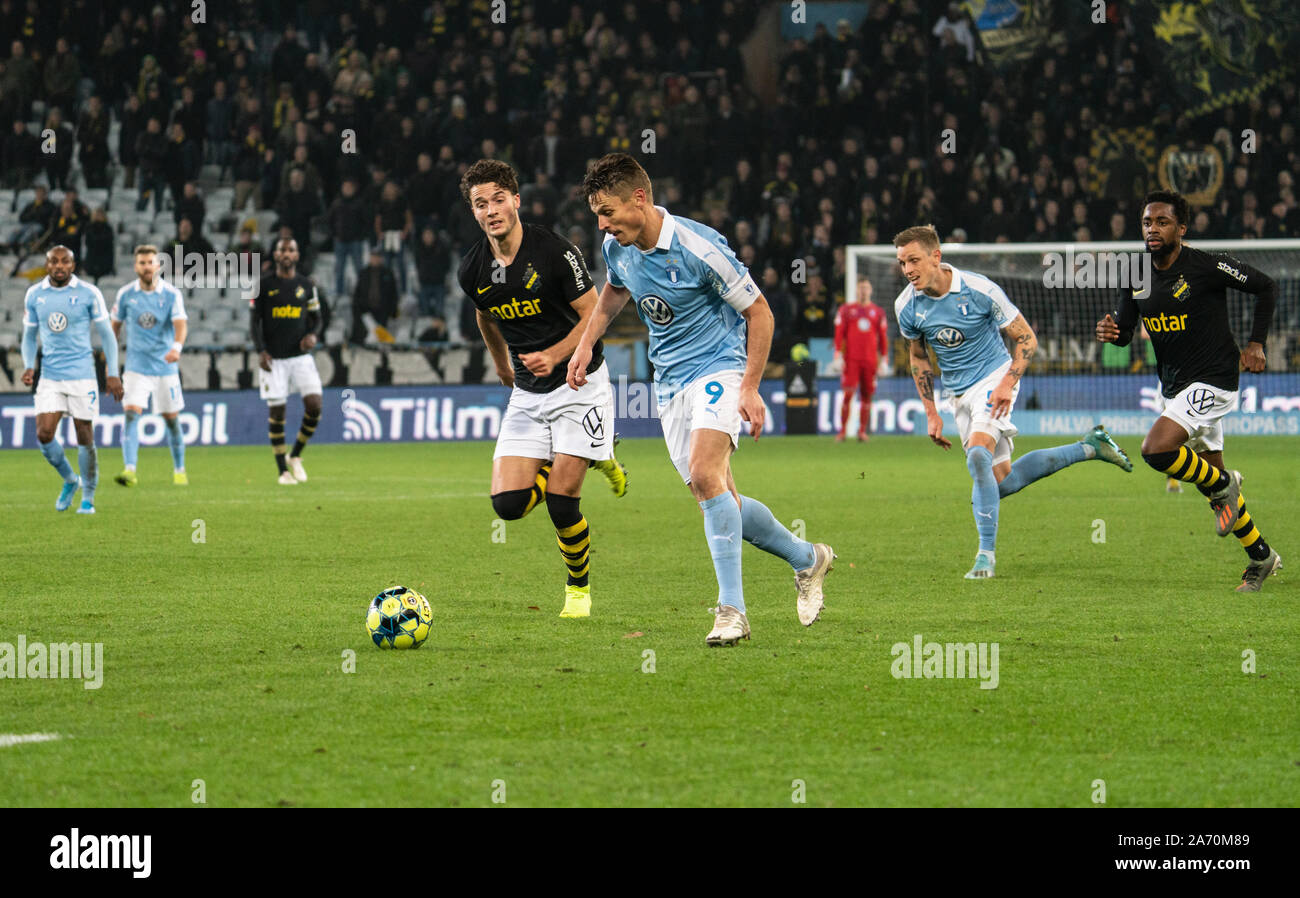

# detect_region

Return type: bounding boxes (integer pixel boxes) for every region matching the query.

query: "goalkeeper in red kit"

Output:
[833,277,888,441]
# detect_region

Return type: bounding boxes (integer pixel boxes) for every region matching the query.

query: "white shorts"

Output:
[259,354,323,405]
[35,377,99,419]
[951,360,1019,467]
[659,369,745,483]
[1157,382,1238,453]
[494,361,615,462]
[123,371,185,413]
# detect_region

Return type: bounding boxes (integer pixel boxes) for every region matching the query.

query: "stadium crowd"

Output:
[0,0,1296,358]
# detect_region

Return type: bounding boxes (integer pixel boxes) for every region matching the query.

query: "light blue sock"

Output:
[999,443,1089,498]
[739,494,815,570]
[39,439,76,482]
[122,410,140,469]
[164,416,185,470]
[700,492,744,613]
[966,445,999,553]
[78,445,98,504]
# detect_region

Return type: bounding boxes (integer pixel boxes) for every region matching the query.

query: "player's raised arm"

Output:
[908,335,950,449]
[567,281,630,389]
[475,309,514,387]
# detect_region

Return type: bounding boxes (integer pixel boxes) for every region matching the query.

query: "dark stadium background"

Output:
[0,0,1295,388]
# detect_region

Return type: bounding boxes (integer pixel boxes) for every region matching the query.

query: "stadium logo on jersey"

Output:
[639,294,674,326]
[1172,275,1190,301]
[665,264,680,284]
[1216,261,1247,284]
[137,312,158,329]
[47,312,68,332]
[582,406,605,443]
[934,327,965,348]
[1186,389,1216,416]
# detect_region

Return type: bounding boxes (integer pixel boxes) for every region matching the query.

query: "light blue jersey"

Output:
[602,207,759,403]
[894,264,1021,396]
[113,278,187,376]
[23,275,112,380]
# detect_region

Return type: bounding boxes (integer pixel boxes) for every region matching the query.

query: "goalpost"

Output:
[842,240,1300,436]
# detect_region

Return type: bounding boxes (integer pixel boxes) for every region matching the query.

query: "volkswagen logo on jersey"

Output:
[934,327,965,348]
[47,311,68,332]
[137,312,158,328]
[1187,388,1216,415]
[639,294,674,326]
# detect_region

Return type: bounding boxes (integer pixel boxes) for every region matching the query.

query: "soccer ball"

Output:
[365,587,432,649]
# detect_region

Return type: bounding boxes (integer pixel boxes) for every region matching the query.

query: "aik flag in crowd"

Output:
[1137,0,1300,117]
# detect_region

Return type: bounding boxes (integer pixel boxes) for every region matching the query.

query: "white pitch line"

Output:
[0,733,62,748]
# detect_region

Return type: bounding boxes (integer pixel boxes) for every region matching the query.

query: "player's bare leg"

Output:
[965,431,1000,579]
[116,402,143,486]
[549,454,594,618]
[287,392,322,482]
[71,417,98,514]
[1195,449,1281,592]
[36,410,80,510]
[689,431,749,645]
[163,411,187,484]
[269,403,294,484]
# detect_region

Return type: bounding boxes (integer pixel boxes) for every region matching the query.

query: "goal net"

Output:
[845,240,1300,436]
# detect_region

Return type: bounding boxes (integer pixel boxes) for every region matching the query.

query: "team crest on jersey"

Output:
[665,264,680,284]
[957,302,969,315]
[934,327,965,348]
[137,312,158,328]
[1172,275,1190,301]
[522,263,540,291]
[47,311,68,332]
[639,294,674,326]
[295,286,306,298]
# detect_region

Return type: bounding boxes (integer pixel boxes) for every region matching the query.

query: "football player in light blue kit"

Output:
[20,245,124,513]
[111,244,189,486]
[568,154,835,646]
[893,225,1133,579]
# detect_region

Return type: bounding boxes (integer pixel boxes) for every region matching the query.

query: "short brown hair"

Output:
[460,159,519,203]
[582,153,653,204]
[892,225,941,252]
[134,244,159,257]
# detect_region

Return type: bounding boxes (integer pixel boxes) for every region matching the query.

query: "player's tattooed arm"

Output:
[1001,314,1037,381]
[908,336,937,403]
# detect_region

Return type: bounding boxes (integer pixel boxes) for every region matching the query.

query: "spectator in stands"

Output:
[2,119,38,188]
[49,191,89,260]
[207,79,235,181]
[174,216,215,258]
[232,123,266,211]
[275,167,322,268]
[76,96,111,189]
[173,182,206,234]
[374,180,412,294]
[82,208,115,283]
[3,40,37,121]
[165,122,201,211]
[135,116,169,214]
[351,248,399,345]
[326,178,368,299]
[414,226,451,320]
[42,107,74,191]
[3,184,52,251]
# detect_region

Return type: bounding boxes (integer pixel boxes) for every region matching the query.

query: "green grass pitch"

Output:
[1,435,1296,807]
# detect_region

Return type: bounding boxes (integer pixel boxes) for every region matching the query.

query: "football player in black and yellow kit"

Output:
[1097,190,1281,592]
[250,238,325,485]
[458,159,627,618]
